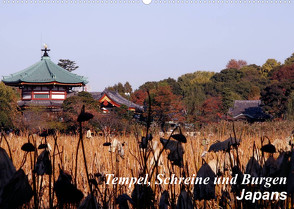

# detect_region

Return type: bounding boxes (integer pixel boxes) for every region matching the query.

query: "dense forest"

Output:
[107,53,294,125]
[1,53,294,132]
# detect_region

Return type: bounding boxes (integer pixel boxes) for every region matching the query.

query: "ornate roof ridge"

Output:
[2,50,88,85]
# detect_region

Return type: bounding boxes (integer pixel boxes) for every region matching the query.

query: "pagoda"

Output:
[2,46,88,110]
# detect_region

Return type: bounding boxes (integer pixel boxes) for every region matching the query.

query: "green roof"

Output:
[2,56,88,86]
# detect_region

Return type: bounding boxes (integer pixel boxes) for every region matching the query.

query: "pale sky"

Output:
[1,2,294,91]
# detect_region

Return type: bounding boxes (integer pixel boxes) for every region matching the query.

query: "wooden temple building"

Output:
[91,89,144,113]
[2,46,144,116]
[228,100,270,122]
[2,46,88,111]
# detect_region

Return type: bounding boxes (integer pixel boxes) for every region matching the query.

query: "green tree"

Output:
[138,78,182,96]
[261,82,294,119]
[248,86,261,100]
[108,82,133,98]
[211,68,243,83]
[178,71,214,94]
[240,64,269,90]
[63,91,99,112]
[261,59,281,77]
[0,82,20,130]
[177,71,214,119]
[58,59,79,72]
[190,71,215,84]
[181,84,206,122]
[209,69,245,100]
[159,77,182,95]
[124,81,132,93]
[108,82,124,93]
[284,53,294,66]
[221,88,241,113]
[138,81,158,91]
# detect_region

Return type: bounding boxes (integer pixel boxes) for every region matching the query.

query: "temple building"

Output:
[2,46,88,111]
[228,100,270,122]
[91,89,144,113]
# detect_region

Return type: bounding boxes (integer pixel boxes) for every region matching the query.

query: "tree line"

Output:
[127,53,294,125]
[1,53,294,132]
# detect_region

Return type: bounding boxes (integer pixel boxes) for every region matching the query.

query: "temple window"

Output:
[33,91,50,99]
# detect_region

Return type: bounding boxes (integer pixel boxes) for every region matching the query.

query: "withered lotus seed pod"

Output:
[21,142,36,152]
[171,133,187,143]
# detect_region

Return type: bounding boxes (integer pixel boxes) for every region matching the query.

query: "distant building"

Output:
[2,46,87,111]
[91,89,144,113]
[228,100,270,122]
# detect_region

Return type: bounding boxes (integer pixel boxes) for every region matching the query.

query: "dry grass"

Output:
[1,120,294,208]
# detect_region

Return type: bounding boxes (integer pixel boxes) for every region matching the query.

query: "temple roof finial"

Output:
[41,43,50,57]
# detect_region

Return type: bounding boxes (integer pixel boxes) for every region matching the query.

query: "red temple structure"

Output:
[91,89,144,113]
[2,46,88,111]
